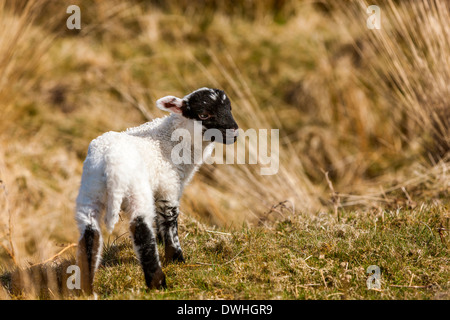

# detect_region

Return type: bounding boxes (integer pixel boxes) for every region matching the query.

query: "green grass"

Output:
[86,202,449,300]
[2,202,448,299]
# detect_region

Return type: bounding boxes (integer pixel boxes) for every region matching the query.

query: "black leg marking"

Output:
[130,216,166,289]
[156,205,185,263]
[77,224,101,295]
[155,200,168,245]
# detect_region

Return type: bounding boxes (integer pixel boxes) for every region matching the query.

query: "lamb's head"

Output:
[156,88,239,144]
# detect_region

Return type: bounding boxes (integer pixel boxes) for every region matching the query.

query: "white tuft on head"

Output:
[182,87,213,101]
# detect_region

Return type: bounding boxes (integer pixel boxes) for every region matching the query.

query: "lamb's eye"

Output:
[199,114,211,120]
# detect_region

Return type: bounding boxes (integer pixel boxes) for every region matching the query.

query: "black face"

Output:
[181,88,239,144]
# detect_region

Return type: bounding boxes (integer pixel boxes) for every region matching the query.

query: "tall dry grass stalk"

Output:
[341,0,449,158]
[0,0,68,270]
[0,1,54,131]
[329,0,449,205]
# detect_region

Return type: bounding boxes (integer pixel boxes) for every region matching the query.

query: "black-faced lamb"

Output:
[75,88,239,294]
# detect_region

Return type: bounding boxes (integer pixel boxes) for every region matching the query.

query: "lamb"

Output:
[75,88,239,294]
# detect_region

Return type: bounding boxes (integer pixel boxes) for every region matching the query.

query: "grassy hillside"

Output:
[2,202,449,299]
[0,0,448,299]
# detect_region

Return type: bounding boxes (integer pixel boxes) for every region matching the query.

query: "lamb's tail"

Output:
[104,170,126,233]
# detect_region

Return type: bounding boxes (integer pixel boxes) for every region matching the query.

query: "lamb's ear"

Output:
[156,96,184,114]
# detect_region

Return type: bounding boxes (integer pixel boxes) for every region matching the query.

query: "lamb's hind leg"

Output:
[130,214,166,289]
[76,209,103,295]
[156,201,185,263]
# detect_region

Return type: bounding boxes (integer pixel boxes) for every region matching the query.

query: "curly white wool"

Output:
[75,113,213,234]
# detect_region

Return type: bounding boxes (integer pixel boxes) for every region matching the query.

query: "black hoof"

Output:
[173,250,185,263]
[146,268,167,290]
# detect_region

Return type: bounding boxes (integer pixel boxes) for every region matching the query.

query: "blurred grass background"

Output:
[0,0,448,298]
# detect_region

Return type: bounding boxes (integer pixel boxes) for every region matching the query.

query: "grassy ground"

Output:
[3,201,448,300]
[98,203,449,300]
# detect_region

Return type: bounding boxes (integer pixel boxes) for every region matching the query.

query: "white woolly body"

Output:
[75,114,214,234]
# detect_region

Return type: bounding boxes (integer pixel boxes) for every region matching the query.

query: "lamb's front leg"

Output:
[130,215,166,289]
[156,201,185,263]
